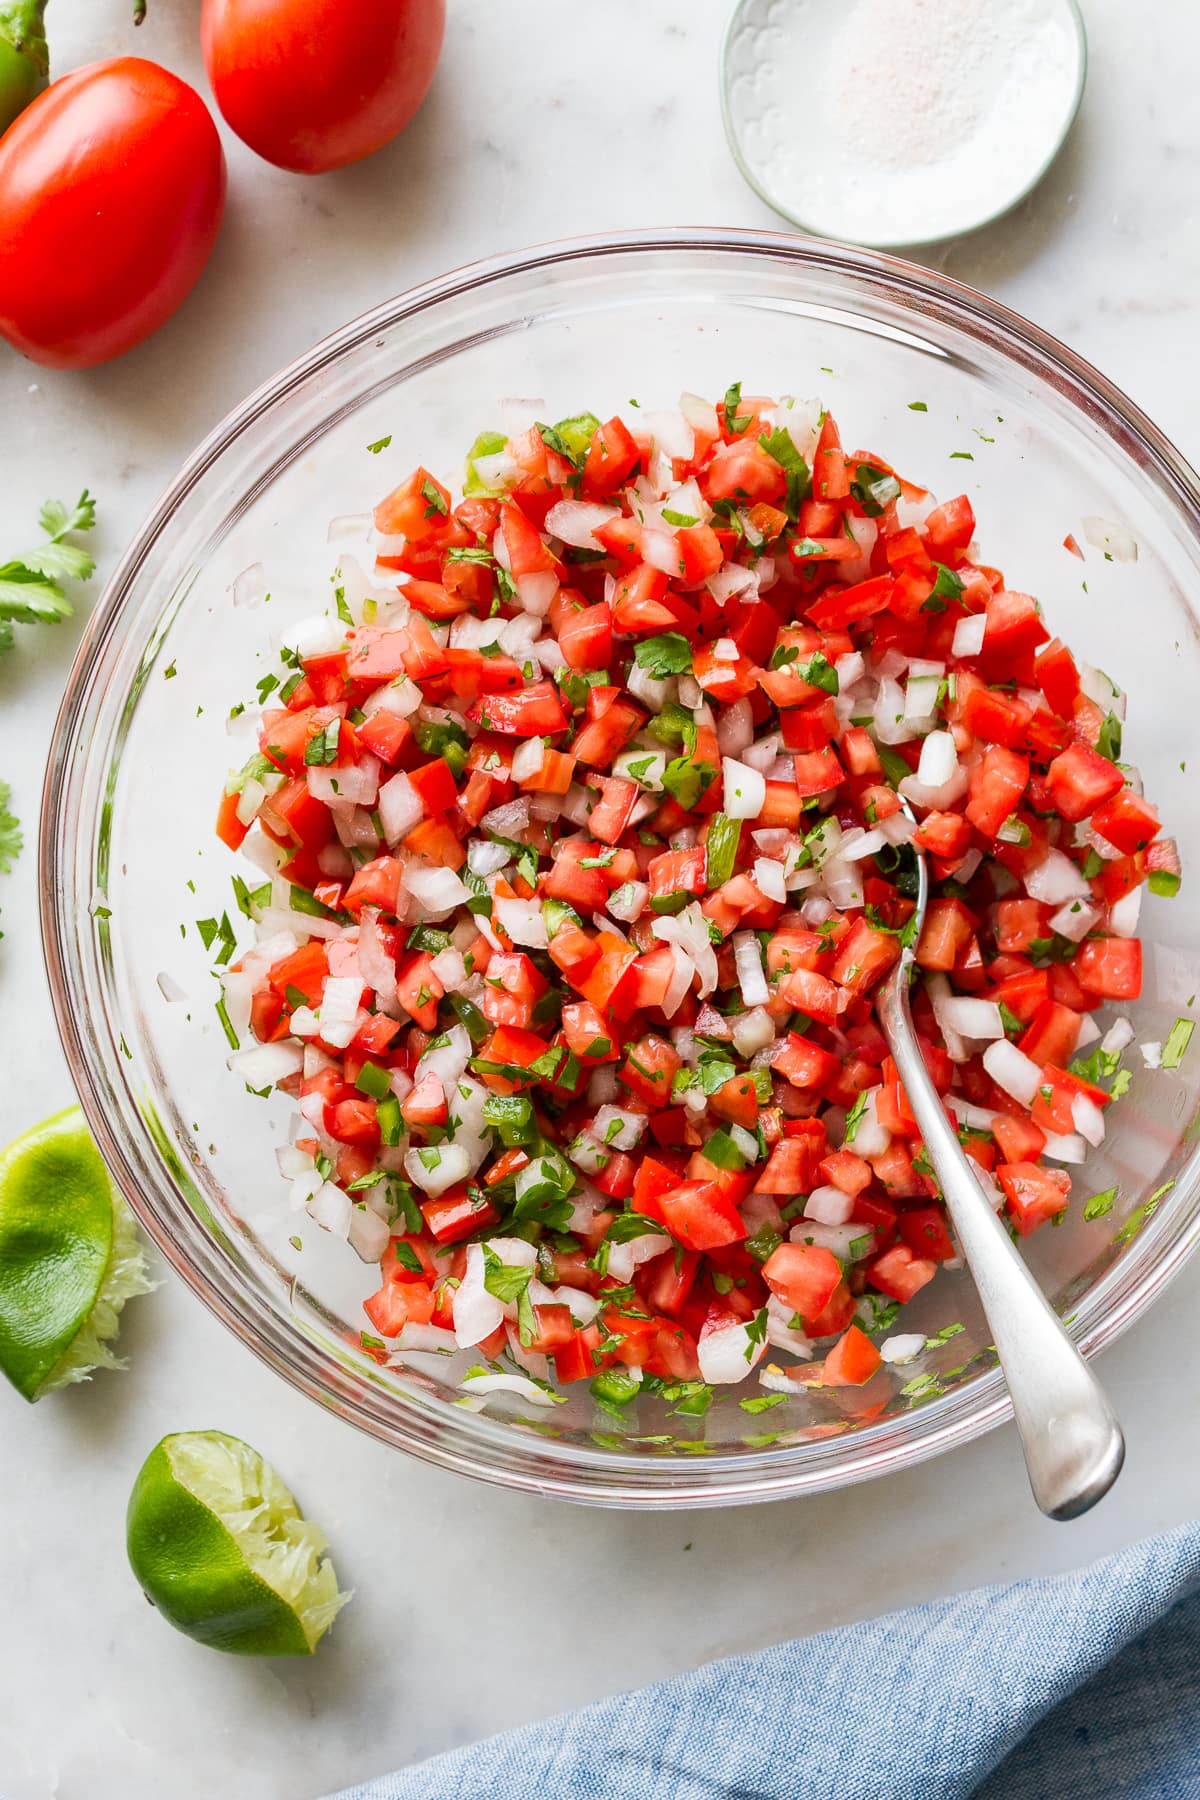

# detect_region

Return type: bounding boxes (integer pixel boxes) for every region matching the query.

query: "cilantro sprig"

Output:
[0,491,97,648]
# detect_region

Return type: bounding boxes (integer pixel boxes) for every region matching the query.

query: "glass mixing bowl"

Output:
[41,229,1200,1507]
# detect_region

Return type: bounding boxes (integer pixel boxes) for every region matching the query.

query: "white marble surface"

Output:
[3,3,1200,1796]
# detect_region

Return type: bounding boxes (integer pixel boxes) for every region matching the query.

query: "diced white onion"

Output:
[643,408,694,462]
[1109,886,1143,938]
[481,797,530,838]
[406,864,470,919]
[493,895,548,948]
[917,730,958,788]
[308,1181,352,1239]
[307,755,381,810]
[316,976,366,1049]
[1101,1016,1135,1057]
[590,1106,646,1152]
[544,499,619,549]
[511,738,546,783]
[417,1024,472,1096]
[227,1039,304,1086]
[467,839,511,878]
[281,613,345,660]
[405,1142,471,1197]
[732,1007,776,1058]
[880,1333,927,1366]
[717,699,755,757]
[1042,1131,1087,1164]
[752,857,787,902]
[951,613,987,658]
[347,1205,391,1262]
[607,880,648,923]
[722,757,766,820]
[452,1243,505,1346]
[937,997,1005,1041]
[698,1318,767,1385]
[1071,1093,1106,1146]
[378,770,424,843]
[838,828,887,864]
[516,571,558,617]
[706,563,757,605]
[982,1038,1042,1106]
[1026,849,1091,906]
[733,930,770,1008]
[1082,516,1138,563]
[804,1184,855,1226]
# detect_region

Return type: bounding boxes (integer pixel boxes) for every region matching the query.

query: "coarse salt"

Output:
[724,0,1084,245]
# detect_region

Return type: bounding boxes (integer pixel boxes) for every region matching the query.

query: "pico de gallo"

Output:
[211,388,1179,1414]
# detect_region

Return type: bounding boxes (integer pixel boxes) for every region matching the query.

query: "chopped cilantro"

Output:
[1083,1186,1118,1221]
[634,632,694,678]
[420,477,448,519]
[1162,1018,1194,1069]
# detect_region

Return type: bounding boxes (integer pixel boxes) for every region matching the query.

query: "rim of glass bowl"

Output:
[40,228,1200,1508]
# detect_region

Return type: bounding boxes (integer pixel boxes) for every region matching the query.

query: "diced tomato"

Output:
[422,1189,502,1245]
[582,417,641,498]
[771,1033,842,1091]
[657,1181,746,1251]
[997,1161,1071,1236]
[1073,937,1142,1000]
[363,1279,435,1338]
[762,1242,842,1328]
[965,746,1029,838]
[1091,788,1160,856]
[822,1324,882,1386]
[702,438,787,506]
[863,1244,938,1304]
[619,1035,681,1107]
[466,681,568,736]
[923,494,975,556]
[401,1072,448,1128]
[557,601,613,672]
[216,389,1171,1402]
[1045,742,1126,822]
[897,1205,955,1262]
[373,467,452,542]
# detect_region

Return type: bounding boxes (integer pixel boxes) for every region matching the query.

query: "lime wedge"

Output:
[0,1105,154,1401]
[126,1431,350,1656]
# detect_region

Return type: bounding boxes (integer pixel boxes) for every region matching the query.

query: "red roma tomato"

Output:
[0,59,225,370]
[201,0,445,174]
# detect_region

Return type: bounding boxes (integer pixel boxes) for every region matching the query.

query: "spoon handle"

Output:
[877,969,1125,1520]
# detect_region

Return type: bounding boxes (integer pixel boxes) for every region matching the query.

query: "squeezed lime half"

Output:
[126,1430,350,1656]
[0,1105,154,1401]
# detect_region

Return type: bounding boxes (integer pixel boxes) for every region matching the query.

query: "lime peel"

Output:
[40,1184,155,1394]
[0,1105,155,1402]
[128,1430,349,1656]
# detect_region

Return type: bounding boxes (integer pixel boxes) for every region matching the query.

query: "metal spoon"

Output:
[874,815,1125,1519]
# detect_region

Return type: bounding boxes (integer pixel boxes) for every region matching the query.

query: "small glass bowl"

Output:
[41,230,1200,1507]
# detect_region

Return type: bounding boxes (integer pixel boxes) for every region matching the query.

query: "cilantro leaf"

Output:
[0,783,22,875]
[482,1246,533,1306]
[0,491,98,630]
[634,633,694,679]
[1083,1186,1118,1221]
[849,464,901,518]
[661,755,716,811]
[722,381,752,436]
[39,492,96,541]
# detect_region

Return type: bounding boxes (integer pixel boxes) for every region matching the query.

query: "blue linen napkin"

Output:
[327,1521,1200,1800]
